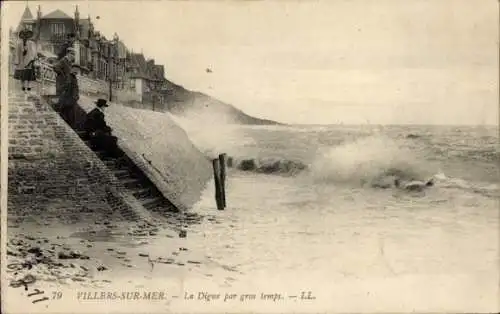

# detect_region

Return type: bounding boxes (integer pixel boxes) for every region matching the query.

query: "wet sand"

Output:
[4,205,216,313]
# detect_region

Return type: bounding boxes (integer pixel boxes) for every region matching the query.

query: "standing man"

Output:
[53,47,75,98]
[59,64,80,127]
[57,33,76,59]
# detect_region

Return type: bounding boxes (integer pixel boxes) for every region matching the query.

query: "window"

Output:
[80,46,86,66]
[50,23,65,35]
[100,61,105,78]
[130,79,135,88]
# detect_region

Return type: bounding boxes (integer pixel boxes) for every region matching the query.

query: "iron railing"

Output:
[17,58,140,103]
[50,34,68,42]
[36,60,57,83]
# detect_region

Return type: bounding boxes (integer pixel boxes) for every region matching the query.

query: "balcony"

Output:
[50,33,68,42]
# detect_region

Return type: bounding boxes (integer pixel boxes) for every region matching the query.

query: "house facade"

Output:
[125,53,165,107]
[12,5,167,106]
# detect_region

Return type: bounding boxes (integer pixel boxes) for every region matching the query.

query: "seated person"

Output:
[83,99,122,158]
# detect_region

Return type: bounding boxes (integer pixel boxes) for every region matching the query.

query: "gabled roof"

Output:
[42,9,73,20]
[20,6,34,21]
[129,53,150,79]
[154,65,165,79]
[15,6,35,32]
[129,53,165,81]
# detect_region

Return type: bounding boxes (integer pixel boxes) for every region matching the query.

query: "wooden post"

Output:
[212,158,224,210]
[109,77,113,101]
[38,66,43,96]
[218,153,227,208]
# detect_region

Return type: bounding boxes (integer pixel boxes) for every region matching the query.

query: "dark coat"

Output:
[57,39,74,60]
[53,56,72,95]
[84,108,112,135]
[53,55,72,76]
[59,73,79,106]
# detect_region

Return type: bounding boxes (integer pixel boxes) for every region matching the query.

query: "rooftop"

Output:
[15,7,35,32]
[20,6,34,21]
[42,9,73,20]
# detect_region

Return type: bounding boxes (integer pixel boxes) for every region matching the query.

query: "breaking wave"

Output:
[308,135,438,186]
[224,134,499,197]
[225,136,438,184]
[167,112,498,196]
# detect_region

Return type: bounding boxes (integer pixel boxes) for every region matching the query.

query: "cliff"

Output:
[161,80,282,125]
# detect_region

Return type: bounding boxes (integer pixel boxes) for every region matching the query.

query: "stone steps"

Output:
[120,177,143,188]
[113,169,131,179]
[103,160,118,168]
[76,130,87,137]
[131,187,154,198]
[139,196,164,209]
[61,119,179,216]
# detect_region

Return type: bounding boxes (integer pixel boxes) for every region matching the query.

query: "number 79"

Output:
[52,291,62,300]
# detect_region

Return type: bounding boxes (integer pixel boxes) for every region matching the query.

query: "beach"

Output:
[5,122,499,313]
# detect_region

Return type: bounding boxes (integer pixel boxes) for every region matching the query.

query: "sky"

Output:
[3,0,499,125]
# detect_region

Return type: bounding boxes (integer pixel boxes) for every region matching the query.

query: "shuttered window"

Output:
[50,23,65,35]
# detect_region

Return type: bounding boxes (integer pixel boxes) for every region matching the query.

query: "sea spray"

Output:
[309,135,437,186]
[170,116,311,176]
[169,113,258,160]
[169,98,240,126]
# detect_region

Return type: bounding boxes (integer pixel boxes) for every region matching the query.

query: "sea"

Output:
[163,123,499,312]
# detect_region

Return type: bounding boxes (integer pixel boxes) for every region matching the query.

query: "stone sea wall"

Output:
[78,95,213,211]
[7,92,152,221]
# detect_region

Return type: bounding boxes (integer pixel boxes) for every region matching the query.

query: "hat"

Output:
[19,28,34,40]
[70,64,79,73]
[95,99,109,108]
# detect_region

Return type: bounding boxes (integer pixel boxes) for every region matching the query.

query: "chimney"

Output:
[74,5,80,38]
[75,5,80,21]
[35,5,42,40]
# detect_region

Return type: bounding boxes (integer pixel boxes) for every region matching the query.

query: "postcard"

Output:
[1,1,499,313]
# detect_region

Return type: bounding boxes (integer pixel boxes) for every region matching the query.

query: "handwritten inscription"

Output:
[9,275,52,304]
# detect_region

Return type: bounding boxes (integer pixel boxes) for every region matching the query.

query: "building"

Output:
[126,53,166,106]
[12,5,166,105]
[13,6,124,83]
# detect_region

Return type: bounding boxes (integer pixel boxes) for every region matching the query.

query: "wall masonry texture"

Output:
[78,95,212,211]
[7,92,153,222]
[7,70,212,217]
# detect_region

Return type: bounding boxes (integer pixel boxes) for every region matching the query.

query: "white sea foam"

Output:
[309,135,437,186]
